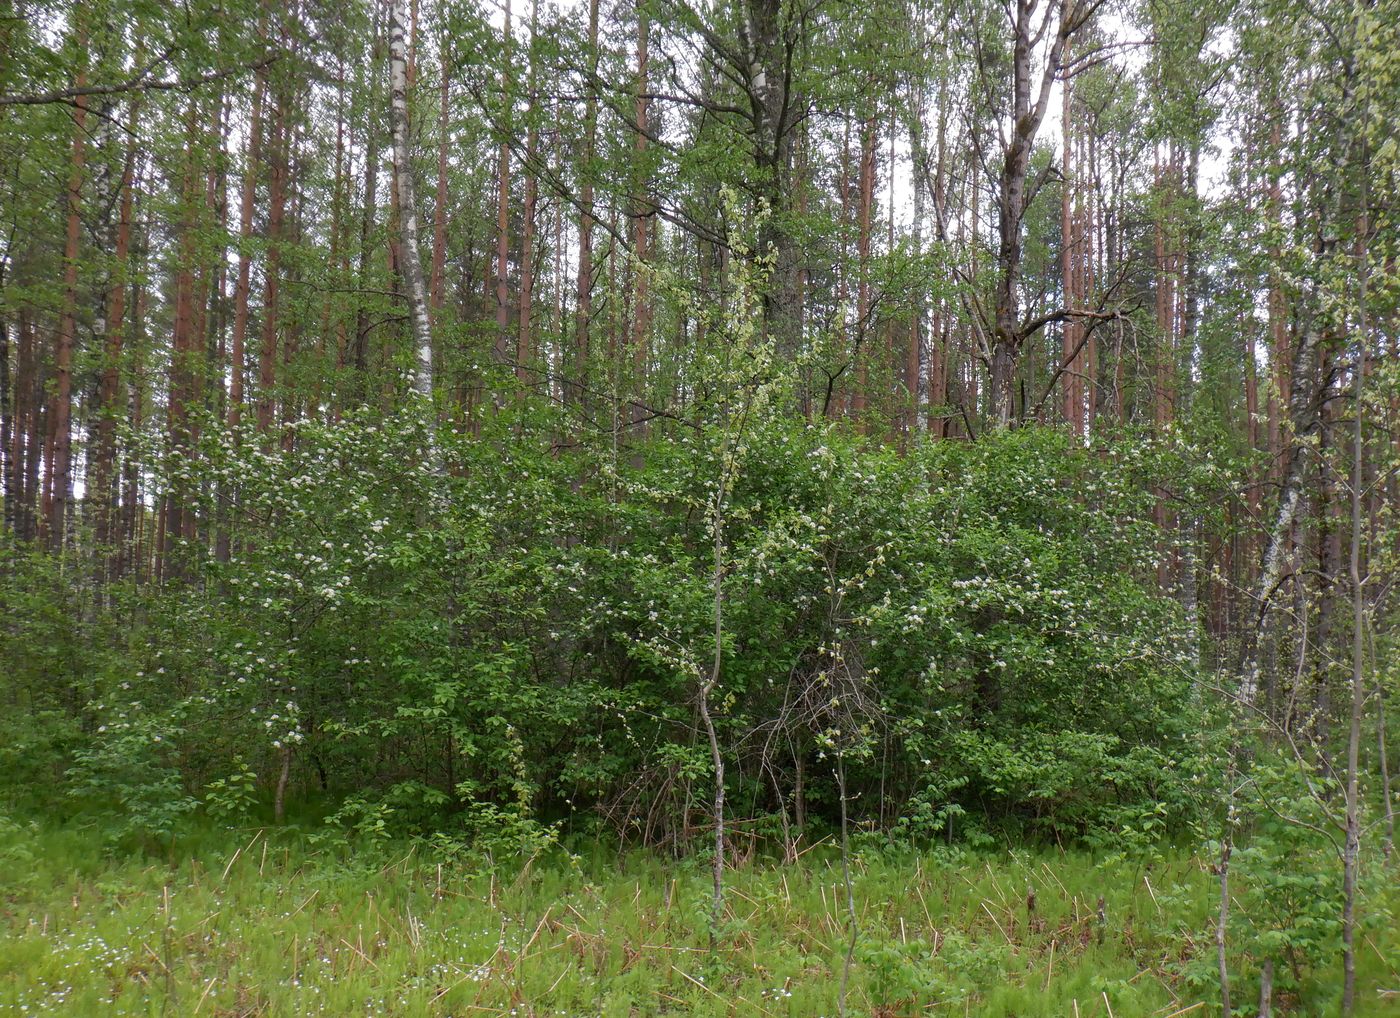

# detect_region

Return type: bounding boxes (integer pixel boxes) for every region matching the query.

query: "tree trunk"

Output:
[1060,64,1077,432]
[389,0,434,401]
[629,0,650,423]
[0,289,10,539]
[699,500,727,948]
[21,310,42,543]
[852,117,874,424]
[907,108,924,443]
[93,100,140,565]
[161,101,200,580]
[431,52,449,319]
[574,0,600,406]
[1267,120,1289,489]
[517,0,541,387]
[1340,183,1370,1017]
[258,93,286,437]
[493,0,513,366]
[274,745,292,824]
[1237,319,1325,708]
[743,0,799,352]
[47,31,87,551]
[320,65,347,417]
[1311,341,1342,737]
[986,0,1075,429]
[122,279,147,580]
[280,115,304,453]
[353,14,384,380]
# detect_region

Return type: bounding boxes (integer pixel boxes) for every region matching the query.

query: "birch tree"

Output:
[388,0,434,400]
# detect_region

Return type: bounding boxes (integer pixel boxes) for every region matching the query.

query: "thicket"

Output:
[3,411,1218,854]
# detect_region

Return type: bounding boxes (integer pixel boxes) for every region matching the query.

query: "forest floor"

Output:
[1,819,1397,1017]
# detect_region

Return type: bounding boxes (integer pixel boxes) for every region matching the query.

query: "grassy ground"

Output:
[1,819,1396,1017]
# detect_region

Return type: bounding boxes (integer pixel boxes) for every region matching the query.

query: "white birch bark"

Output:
[1236,323,1322,708]
[388,0,434,401]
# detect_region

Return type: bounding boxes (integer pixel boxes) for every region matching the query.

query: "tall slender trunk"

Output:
[493,0,514,364]
[1153,150,1178,589]
[551,117,565,404]
[94,101,140,562]
[219,71,264,560]
[795,126,811,415]
[318,74,346,415]
[851,116,874,424]
[1237,320,1325,706]
[1340,183,1369,1017]
[1267,120,1289,488]
[1060,66,1077,432]
[123,276,147,580]
[835,115,850,411]
[389,0,434,401]
[836,749,857,1018]
[190,94,225,543]
[258,92,287,437]
[163,102,204,577]
[628,0,650,422]
[354,14,384,378]
[885,112,896,436]
[47,30,87,551]
[1310,339,1343,737]
[1378,649,1395,860]
[431,53,449,320]
[5,309,30,540]
[517,0,541,386]
[699,468,730,948]
[907,103,924,442]
[574,0,600,405]
[741,0,797,352]
[280,116,303,452]
[0,297,9,539]
[22,310,43,543]
[1084,126,1098,429]
[926,104,950,437]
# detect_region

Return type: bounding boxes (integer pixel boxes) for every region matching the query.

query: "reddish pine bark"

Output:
[46,35,87,551]
[258,93,287,437]
[93,99,140,559]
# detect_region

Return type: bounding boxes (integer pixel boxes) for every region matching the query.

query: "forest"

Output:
[1,0,1398,1013]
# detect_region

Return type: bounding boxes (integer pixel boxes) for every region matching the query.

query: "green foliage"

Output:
[1,403,1210,852]
[1157,757,1376,1013]
[859,938,946,1010]
[203,759,259,823]
[0,548,111,804]
[5,819,1396,1016]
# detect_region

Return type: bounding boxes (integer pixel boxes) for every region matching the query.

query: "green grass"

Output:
[0,819,1396,1017]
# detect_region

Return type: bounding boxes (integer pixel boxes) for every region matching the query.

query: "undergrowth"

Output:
[1,818,1397,1016]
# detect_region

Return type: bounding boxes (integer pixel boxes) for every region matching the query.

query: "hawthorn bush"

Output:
[1,408,1210,850]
